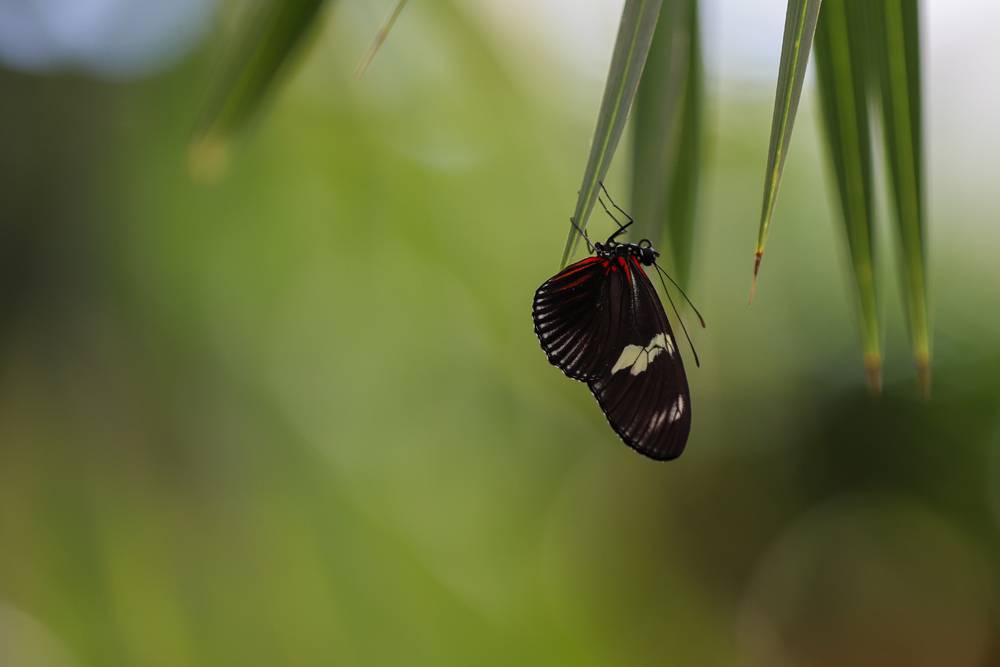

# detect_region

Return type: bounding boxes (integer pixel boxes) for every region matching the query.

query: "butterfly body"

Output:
[594,239,660,266]
[532,238,693,461]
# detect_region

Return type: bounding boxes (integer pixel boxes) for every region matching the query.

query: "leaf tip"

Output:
[915,354,932,399]
[749,251,763,304]
[864,354,883,396]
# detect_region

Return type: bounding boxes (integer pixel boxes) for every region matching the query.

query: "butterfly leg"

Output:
[598,195,633,242]
[598,181,635,243]
[569,217,594,253]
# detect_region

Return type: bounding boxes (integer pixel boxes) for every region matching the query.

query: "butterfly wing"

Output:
[587,258,691,460]
[533,256,632,381]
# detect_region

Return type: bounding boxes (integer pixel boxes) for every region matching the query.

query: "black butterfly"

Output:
[532,187,703,461]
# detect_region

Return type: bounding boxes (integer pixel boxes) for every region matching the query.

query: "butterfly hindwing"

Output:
[587,257,691,460]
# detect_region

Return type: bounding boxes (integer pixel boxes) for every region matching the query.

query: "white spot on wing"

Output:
[611,344,644,375]
[610,333,673,376]
[667,395,685,423]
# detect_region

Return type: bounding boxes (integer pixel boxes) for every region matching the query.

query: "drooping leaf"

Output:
[355,0,409,78]
[870,0,931,395]
[751,0,824,298]
[561,0,664,267]
[665,4,703,286]
[190,0,331,179]
[814,0,882,392]
[631,0,702,285]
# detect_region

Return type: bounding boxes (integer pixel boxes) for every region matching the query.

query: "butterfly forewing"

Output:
[533,251,693,461]
[586,257,691,460]
[533,257,634,381]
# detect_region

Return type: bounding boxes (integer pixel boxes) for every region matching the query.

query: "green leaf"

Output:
[814,0,882,392]
[190,0,331,179]
[752,0,824,297]
[561,0,664,267]
[870,0,930,395]
[631,0,703,285]
[355,0,409,78]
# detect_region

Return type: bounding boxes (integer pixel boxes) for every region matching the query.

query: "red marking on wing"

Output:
[558,256,600,277]
[557,273,593,291]
[552,256,606,290]
[630,255,648,279]
[619,257,631,282]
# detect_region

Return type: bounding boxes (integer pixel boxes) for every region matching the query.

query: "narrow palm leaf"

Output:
[355,0,409,78]
[561,0,664,266]
[191,0,331,176]
[751,0,824,298]
[814,0,881,392]
[871,0,930,395]
[631,0,702,285]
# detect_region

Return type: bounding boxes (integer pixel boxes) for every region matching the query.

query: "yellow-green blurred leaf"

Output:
[752,0,823,297]
[814,0,882,391]
[561,0,664,266]
[190,0,331,176]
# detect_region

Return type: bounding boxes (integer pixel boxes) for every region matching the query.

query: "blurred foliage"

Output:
[191,0,332,178]
[631,0,703,286]
[868,0,931,393]
[813,0,932,394]
[0,2,998,666]
[354,0,409,78]
[814,0,881,390]
[755,0,930,392]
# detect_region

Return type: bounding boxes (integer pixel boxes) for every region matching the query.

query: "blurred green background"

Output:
[2,1,1000,665]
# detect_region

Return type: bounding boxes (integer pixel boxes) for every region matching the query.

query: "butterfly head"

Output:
[595,239,660,266]
[635,239,660,266]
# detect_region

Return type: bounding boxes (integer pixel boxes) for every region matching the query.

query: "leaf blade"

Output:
[355,0,409,78]
[631,0,703,285]
[190,0,331,176]
[561,0,664,266]
[872,0,930,394]
[752,0,824,296]
[814,0,882,391]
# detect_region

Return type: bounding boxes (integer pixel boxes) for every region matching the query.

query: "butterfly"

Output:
[532,186,704,461]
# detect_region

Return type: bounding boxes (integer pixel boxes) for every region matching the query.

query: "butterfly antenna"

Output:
[598,181,634,224]
[653,263,701,368]
[569,216,594,253]
[654,263,706,328]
